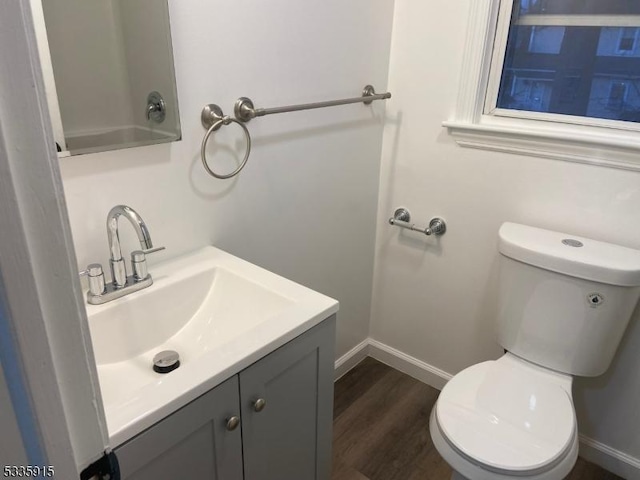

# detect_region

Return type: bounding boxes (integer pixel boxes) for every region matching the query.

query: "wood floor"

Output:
[331,357,622,480]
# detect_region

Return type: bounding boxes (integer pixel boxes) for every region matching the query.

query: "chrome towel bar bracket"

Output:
[199,85,391,179]
[389,208,446,236]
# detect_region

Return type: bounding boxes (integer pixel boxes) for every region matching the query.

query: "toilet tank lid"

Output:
[498,223,640,286]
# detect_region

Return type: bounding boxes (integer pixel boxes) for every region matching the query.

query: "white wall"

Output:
[60,0,394,361]
[371,0,640,466]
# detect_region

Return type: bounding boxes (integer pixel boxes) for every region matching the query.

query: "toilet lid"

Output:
[436,357,575,475]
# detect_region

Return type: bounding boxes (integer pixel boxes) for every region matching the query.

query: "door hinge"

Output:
[80,450,120,480]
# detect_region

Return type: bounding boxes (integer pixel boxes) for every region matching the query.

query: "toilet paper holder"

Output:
[388,208,446,236]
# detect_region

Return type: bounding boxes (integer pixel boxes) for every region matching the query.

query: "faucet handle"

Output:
[79,263,106,296]
[131,247,166,281]
[142,246,166,255]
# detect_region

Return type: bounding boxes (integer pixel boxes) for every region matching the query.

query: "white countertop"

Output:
[86,246,338,447]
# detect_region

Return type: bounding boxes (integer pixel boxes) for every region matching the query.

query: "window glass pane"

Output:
[519,0,640,15]
[496,0,640,123]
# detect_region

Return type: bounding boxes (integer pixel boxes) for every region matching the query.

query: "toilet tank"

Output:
[496,223,640,377]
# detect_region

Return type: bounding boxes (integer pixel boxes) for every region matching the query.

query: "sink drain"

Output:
[153,350,180,374]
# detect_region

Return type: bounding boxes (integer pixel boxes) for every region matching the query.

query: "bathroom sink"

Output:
[85,246,338,446]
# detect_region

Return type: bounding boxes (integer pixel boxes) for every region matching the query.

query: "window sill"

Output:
[443,119,640,172]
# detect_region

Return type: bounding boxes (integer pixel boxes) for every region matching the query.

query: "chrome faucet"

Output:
[79,205,165,305]
[108,205,154,287]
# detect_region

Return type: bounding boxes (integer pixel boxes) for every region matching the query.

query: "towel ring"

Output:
[200,104,252,179]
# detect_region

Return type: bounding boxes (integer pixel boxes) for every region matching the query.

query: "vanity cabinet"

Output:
[115,315,336,480]
[114,376,243,480]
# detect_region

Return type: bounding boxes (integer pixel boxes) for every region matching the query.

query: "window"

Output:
[444,1,640,171]
[617,28,639,54]
[527,26,565,54]
[508,76,553,112]
[607,81,628,110]
[491,1,640,123]
[598,28,640,57]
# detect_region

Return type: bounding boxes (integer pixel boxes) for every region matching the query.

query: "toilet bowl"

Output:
[430,354,578,480]
[429,223,640,479]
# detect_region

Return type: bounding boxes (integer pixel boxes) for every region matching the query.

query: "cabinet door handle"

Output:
[253,398,266,412]
[226,416,240,431]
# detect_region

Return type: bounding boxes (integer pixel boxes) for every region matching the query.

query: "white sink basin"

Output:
[86,246,338,447]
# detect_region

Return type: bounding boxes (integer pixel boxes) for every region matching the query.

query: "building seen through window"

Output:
[497,0,640,123]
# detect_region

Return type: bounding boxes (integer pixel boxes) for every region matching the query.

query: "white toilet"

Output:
[430,222,640,480]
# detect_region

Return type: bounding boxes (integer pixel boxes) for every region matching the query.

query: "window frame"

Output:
[444,0,640,172]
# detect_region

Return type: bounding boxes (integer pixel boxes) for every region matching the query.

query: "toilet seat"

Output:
[435,354,576,476]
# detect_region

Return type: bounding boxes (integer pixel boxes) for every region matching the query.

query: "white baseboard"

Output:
[333,338,452,391]
[334,337,640,479]
[368,339,452,390]
[579,434,640,480]
[334,339,369,381]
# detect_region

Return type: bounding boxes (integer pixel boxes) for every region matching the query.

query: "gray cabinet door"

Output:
[116,376,243,480]
[240,316,336,480]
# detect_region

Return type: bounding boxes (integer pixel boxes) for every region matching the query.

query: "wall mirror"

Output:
[31,0,181,157]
